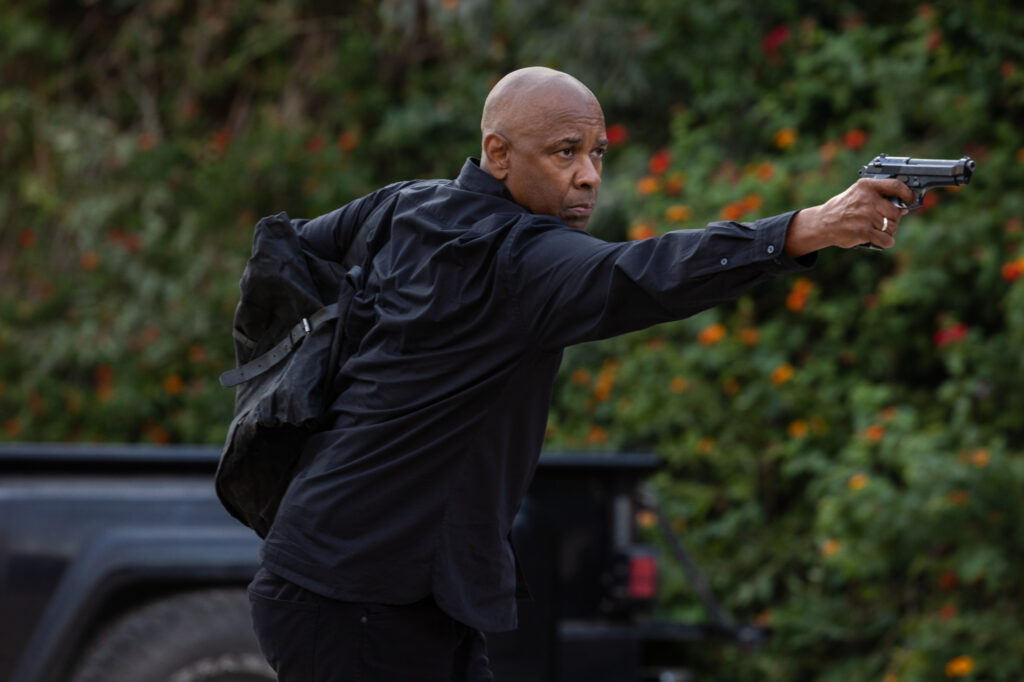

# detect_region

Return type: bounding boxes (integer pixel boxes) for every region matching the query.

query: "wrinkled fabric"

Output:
[261,158,814,632]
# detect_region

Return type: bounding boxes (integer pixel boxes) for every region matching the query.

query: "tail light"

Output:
[626,551,658,600]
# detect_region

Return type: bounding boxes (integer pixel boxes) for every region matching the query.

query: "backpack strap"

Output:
[218,268,361,388]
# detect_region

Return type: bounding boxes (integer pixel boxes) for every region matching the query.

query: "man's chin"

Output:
[561,211,592,230]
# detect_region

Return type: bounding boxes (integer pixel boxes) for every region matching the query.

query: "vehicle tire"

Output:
[70,588,276,682]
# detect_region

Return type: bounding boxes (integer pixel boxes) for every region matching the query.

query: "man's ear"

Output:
[482,133,511,180]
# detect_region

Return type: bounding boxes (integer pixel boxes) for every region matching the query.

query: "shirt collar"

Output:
[454,157,518,205]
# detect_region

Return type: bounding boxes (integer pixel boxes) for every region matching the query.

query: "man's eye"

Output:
[593,148,607,159]
[558,148,574,157]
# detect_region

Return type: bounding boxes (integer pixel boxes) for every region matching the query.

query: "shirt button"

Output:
[720,258,728,266]
[767,245,775,254]
[361,616,368,624]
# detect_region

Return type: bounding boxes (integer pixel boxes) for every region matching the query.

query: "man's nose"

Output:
[575,156,601,189]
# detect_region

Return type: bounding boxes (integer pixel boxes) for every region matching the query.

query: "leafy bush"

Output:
[2,1,1023,678]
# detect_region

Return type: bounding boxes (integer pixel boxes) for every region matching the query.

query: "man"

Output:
[248,67,913,681]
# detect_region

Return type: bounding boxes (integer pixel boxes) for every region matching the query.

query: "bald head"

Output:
[478,67,606,229]
[481,67,601,150]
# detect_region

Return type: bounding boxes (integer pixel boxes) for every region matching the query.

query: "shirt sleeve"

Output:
[292,181,419,262]
[503,211,816,350]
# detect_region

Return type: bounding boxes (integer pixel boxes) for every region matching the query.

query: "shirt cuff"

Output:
[754,210,817,273]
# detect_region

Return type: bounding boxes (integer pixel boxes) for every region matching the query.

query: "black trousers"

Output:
[248,568,494,682]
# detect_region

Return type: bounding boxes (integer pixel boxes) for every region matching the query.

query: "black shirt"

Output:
[260,158,813,632]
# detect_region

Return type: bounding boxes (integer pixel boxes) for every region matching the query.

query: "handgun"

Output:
[855,154,976,249]
[858,153,976,210]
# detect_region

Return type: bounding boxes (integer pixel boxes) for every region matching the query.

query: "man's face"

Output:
[499,97,607,230]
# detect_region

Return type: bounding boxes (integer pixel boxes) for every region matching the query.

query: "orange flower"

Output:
[636,176,660,195]
[774,127,797,149]
[669,376,688,393]
[740,327,760,346]
[1001,256,1024,282]
[570,368,592,386]
[337,128,360,152]
[771,363,794,385]
[945,656,974,677]
[755,161,775,181]
[145,423,172,444]
[940,604,957,620]
[587,425,610,445]
[80,251,100,271]
[819,141,838,162]
[593,360,618,402]
[970,448,990,467]
[698,322,727,346]
[948,490,970,506]
[665,204,692,222]
[663,171,686,196]
[4,418,22,438]
[696,436,715,456]
[722,377,740,395]
[742,194,763,212]
[138,131,158,151]
[721,201,746,221]
[1018,147,1024,164]
[788,419,809,438]
[822,538,840,557]
[635,509,657,529]
[848,473,868,491]
[786,277,814,312]
[188,345,208,364]
[864,424,885,442]
[628,222,657,240]
[163,375,185,396]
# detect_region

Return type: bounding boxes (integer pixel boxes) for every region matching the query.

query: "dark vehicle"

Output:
[0,443,755,682]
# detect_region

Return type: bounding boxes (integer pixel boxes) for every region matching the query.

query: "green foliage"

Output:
[3,1,1024,678]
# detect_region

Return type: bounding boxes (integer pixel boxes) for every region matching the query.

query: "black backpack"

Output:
[216,211,373,538]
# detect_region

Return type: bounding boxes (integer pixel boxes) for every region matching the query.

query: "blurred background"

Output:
[2,0,1023,679]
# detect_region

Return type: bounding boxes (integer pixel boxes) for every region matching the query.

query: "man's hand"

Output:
[785,178,915,258]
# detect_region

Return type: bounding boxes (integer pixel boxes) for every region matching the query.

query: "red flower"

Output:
[210,128,231,155]
[938,570,958,590]
[934,321,968,348]
[761,25,791,59]
[1001,257,1024,282]
[648,149,671,175]
[305,135,327,154]
[843,128,867,150]
[606,123,628,146]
